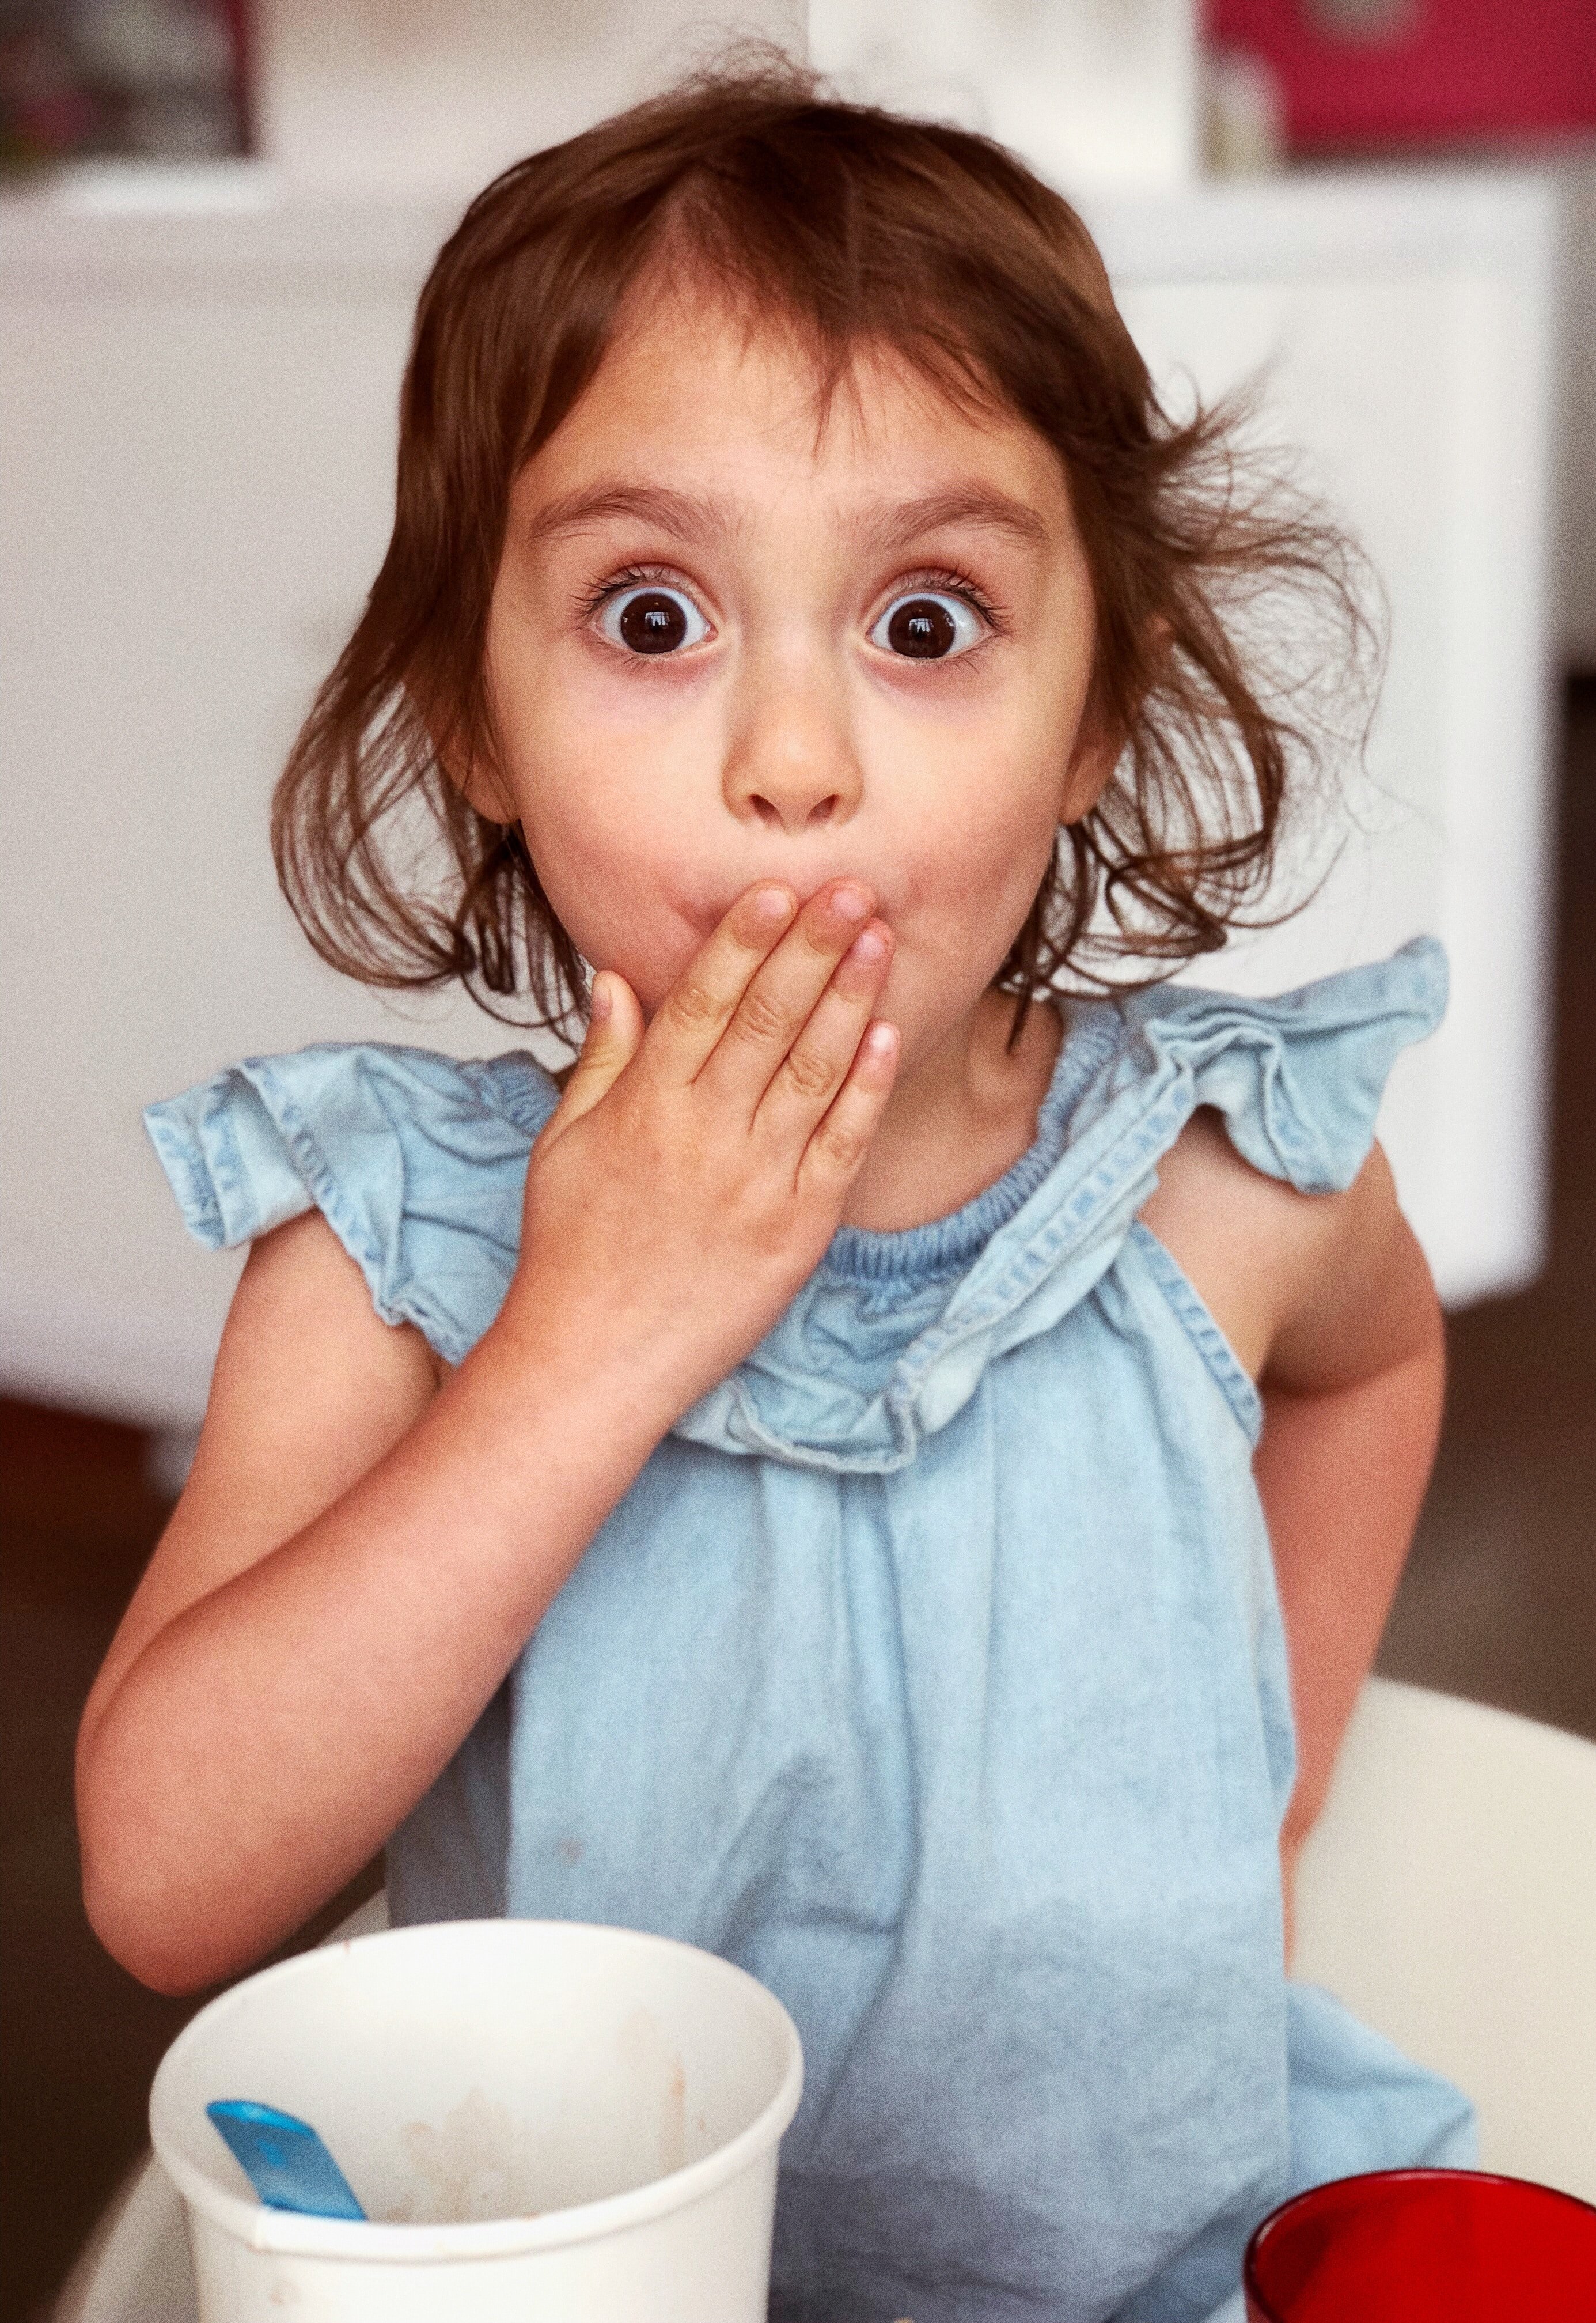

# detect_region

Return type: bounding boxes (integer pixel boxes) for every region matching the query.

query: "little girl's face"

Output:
[484,283,1108,1070]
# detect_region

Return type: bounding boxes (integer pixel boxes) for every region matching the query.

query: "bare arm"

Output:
[1251,1153,1444,1879]
[78,880,898,1993]
[1141,1118,1445,1942]
[77,1215,677,1992]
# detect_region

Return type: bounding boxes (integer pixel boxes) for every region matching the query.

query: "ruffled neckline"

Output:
[820,1008,1125,1288]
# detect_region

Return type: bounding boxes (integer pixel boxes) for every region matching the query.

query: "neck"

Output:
[839,988,1064,1234]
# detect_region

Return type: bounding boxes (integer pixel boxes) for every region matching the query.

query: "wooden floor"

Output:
[2,679,1592,2320]
[0,1407,381,2321]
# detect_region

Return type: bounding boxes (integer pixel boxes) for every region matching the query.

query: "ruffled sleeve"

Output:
[143,1042,559,1366]
[949,933,1450,1386]
[1108,934,1448,1197]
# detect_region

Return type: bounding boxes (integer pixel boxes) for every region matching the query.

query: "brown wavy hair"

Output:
[272,53,1376,1042]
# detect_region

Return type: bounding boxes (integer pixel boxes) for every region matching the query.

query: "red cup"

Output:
[1244,2168,1596,2321]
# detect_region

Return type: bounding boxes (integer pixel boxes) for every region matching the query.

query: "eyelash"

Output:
[884,566,1010,648]
[575,562,1010,648]
[574,562,695,626]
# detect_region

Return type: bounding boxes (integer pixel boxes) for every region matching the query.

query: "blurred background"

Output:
[1,1,1592,2314]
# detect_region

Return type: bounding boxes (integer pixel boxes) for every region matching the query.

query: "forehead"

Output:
[518,276,1073,529]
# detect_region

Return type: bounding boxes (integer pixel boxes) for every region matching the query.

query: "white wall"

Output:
[254,0,806,192]
[252,0,1200,199]
[809,0,1199,191]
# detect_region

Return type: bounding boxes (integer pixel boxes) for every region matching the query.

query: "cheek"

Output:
[492,646,719,1009]
[875,708,1067,929]
[906,815,1057,1007]
[522,805,706,1012]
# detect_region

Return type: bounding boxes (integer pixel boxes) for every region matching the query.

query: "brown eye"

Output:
[600,585,708,656]
[871,590,983,661]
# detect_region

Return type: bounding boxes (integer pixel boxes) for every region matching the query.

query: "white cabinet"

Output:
[0,168,1555,1427]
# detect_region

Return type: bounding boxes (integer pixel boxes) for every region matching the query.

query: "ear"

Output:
[1057,688,1122,824]
[1059,619,1173,823]
[419,684,516,823]
[453,750,516,824]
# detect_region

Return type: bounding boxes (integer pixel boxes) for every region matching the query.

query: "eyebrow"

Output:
[857,488,1051,554]
[522,481,1051,555]
[525,483,732,550]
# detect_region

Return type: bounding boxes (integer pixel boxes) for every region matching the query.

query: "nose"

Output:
[721,659,863,837]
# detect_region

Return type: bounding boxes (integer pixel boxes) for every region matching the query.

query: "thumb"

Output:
[549,971,644,1132]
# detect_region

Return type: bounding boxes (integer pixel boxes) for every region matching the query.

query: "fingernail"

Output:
[850,926,888,966]
[589,975,612,1025]
[752,884,796,924]
[831,883,871,923]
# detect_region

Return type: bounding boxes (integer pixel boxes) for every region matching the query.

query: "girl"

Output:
[79,61,1472,2323]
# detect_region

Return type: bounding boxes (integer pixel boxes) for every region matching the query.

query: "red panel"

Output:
[1207,0,1596,147]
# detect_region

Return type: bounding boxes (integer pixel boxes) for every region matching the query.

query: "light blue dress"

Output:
[146,937,1473,2323]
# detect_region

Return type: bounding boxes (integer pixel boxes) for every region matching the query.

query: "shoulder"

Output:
[1139,1111,1354,1371]
[1100,940,1446,1382]
[81,1206,442,1779]
[1140,1113,1435,1390]
[225,1206,445,1399]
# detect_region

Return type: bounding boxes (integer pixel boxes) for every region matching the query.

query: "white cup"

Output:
[149,1918,803,2322]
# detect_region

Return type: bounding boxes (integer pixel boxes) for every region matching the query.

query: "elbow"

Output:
[80,1890,206,1999]
[76,1741,228,1997]
[79,1827,221,1997]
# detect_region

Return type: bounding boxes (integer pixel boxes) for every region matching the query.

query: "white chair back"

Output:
[1295,1675,1596,2201]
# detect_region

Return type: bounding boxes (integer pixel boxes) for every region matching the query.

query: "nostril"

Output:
[742,790,842,831]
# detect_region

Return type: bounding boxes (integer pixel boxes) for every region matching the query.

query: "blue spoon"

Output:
[207,2099,366,2220]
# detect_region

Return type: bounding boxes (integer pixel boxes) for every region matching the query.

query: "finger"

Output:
[644,884,799,1088]
[696,879,876,1111]
[546,971,645,1134]
[754,920,894,1144]
[798,1021,900,1194]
